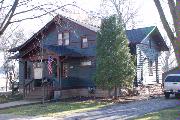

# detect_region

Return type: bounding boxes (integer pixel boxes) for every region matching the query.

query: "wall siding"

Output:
[136,36,162,84]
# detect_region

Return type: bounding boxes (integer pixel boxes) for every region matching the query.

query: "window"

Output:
[58,32,69,46]
[64,32,69,45]
[58,33,63,45]
[81,37,88,48]
[149,60,153,76]
[165,76,180,82]
[81,61,92,66]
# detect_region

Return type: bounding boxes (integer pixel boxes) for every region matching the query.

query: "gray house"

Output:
[9,15,168,99]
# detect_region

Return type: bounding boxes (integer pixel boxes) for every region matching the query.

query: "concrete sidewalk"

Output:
[0,100,41,109]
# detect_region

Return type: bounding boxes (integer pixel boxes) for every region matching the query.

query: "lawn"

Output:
[0,100,109,117]
[134,106,180,120]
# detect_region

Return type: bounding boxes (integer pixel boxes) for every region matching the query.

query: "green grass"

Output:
[0,93,23,103]
[134,106,180,120]
[0,100,109,117]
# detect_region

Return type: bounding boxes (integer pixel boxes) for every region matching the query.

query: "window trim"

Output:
[81,36,88,48]
[58,31,70,46]
[58,33,63,45]
[64,31,70,46]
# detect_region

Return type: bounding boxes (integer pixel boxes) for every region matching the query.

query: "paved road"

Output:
[0,97,179,120]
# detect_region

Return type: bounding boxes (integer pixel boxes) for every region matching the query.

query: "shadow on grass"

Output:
[0,100,108,116]
[134,106,180,120]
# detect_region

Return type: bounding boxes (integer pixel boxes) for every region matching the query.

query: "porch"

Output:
[23,45,95,100]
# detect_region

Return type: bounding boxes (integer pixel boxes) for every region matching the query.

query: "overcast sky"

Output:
[0,0,176,74]
[14,0,170,40]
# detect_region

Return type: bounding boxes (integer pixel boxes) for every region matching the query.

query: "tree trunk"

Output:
[154,0,180,67]
[175,0,180,68]
[114,85,118,99]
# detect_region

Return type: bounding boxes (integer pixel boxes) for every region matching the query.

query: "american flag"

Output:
[48,56,53,75]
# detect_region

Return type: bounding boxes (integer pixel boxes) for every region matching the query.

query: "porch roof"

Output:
[44,45,82,57]
[8,53,20,59]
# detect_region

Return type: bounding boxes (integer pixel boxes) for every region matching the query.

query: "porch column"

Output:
[57,57,62,91]
[155,58,159,83]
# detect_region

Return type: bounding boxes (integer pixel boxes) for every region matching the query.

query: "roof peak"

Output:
[126,26,156,31]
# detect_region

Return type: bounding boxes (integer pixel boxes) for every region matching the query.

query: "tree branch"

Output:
[0,0,19,36]
[13,3,54,16]
[10,4,87,23]
[167,0,177,36]
[1,0,32,9]
[153,0,175,44]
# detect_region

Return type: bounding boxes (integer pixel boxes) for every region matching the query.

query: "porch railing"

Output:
[24,79,35,97]
[42,81,54,100]
[24,79,54,99]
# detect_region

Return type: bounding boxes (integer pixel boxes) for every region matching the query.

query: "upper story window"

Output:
[64,32,69,46]
[81,37,88,48]
[58,32,69,46]
[58,33,63,45]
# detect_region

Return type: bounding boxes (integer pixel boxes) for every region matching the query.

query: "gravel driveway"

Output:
[0,97,179,120]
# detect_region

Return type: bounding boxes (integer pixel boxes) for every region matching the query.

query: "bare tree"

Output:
[0,0,87,36]
[153,0,180,66]
[101,0,139,29]
[2,28,26,92]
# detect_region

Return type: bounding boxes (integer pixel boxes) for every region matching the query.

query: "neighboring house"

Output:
[9,15,168,99]
[126,27,168,85]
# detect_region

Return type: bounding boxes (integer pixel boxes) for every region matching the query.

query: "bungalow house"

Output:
[9,15,168,99]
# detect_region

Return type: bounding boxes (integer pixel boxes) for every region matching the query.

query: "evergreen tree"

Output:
[95,15,135,98]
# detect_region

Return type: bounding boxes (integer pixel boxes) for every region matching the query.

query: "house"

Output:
[9,15,168,99]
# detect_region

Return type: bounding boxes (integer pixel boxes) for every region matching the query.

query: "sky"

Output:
[0,0,177,75]
[14,0,171,43]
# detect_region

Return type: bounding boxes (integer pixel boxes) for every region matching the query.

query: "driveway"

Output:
[0,97,179,120]
[63,97,180,120]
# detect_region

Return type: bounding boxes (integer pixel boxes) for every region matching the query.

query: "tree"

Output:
[153,0,180,67]
[0,0,85,36]
[101,0,139,29]
[95,15,135,98]
[2,28,26,93]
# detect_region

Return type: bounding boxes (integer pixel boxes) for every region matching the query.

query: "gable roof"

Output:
[8,15,168,52]
[126,26,155,43]
[126,26,168,51]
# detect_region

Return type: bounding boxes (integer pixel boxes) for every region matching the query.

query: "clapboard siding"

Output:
[136,36,162,84]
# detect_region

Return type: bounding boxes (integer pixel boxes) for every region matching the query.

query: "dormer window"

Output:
[58,32,69,46]
[81,37,88,48]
